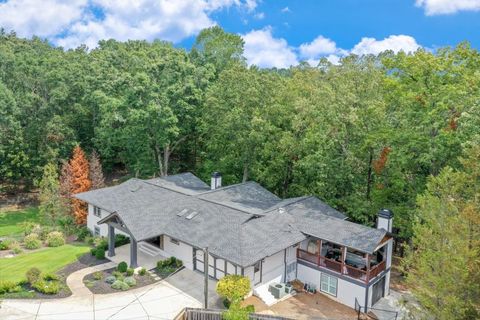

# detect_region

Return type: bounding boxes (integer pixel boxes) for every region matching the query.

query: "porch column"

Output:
[130,237,138,268]
[108,225,115,257]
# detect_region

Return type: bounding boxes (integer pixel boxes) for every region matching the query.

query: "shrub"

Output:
[75,226,91,241]
[20,221,37,235]
[216,275,251,304]
[0,280,18,294]
[93,271,103,280]
[114,234,130,247]
[126,268,134,276]
[46,231,65,247]
[111,280,129,291]
[0,238,16,250]
[84,236,94,245]
[117,261,128,273]
[24,233,42,249]
[138,268,147,276]
[26,267,42,285]
[124,276,136,287]
[105,275,116,284]
[43,273,59,281]
[95,248,105,260]
[112,271,123,278]
[12,246,23,254]
[33,280,60,294]
[94,237,108,251]
[38,226,56,240]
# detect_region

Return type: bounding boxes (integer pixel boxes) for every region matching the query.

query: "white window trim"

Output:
[93,206,101,218]
[94,226,100,236]
[320,273,337,297]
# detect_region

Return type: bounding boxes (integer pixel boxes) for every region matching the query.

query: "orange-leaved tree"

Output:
[70,145,91,224]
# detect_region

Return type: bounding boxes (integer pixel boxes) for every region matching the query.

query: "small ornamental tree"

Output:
[38,163,65,225]
[89,150,105,190]
[70,146,91,224]
[216,275,250,304]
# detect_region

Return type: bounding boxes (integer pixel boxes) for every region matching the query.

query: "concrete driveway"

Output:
[0,266,220,320]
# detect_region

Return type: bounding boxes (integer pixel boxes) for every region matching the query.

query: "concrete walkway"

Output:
[66,262,116,297]
[0,264,207,320]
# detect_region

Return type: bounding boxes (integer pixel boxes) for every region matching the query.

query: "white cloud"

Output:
[0,0,258,49]
[242,27,298,68]
[299,35,337,58]
[351,35,420,55]
[281,6,290,13]
[254,12,265,20]
[416,0,480,15]
[0,0,87,38]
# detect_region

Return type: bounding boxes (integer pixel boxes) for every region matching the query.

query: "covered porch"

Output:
[297,235,388,283]
[107,242,168,270]
[101,214,167,270]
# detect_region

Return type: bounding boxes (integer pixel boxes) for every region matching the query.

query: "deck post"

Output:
[341,246,346,275]
[108,224,115,257]
[130,237,138,268]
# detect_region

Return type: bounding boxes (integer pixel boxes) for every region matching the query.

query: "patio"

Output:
[242,291,358,320]
[107,243,167,270]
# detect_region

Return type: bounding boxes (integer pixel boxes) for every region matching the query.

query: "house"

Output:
[75,172,393,311]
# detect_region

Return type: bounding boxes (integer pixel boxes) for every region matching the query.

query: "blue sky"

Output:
[0,0,478,68]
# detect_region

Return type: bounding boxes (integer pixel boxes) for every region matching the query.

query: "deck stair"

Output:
[138,241,162,256]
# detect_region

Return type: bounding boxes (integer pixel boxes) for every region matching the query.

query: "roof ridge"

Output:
[195,181,255,195]
[262,195,312,214]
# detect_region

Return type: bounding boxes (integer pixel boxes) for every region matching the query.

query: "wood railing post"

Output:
[317,240,322,266]
[341,247,346,275]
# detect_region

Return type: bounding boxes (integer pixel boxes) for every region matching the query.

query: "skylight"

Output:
[177,208,189,217]
[185,211,199,220]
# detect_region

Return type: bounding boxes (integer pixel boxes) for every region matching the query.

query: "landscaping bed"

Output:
[83,266,156,294]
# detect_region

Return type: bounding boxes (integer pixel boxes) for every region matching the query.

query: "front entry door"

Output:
[254,261,262,285]
[372,275,386,306]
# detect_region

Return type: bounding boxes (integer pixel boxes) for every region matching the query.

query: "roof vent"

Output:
[185,211,199,220]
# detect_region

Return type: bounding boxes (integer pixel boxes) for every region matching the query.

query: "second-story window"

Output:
[93,206,101,217]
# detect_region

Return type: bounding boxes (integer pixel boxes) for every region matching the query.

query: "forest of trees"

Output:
[0,26,479,318]
[1,27,479,239]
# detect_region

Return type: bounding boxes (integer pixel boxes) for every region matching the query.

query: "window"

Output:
[94,226,100,236]
[93,206,101,218]
[320,273,337,296]
[170,238,179,245]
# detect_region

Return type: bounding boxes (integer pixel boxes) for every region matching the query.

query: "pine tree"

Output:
[70,146,91,224]
[89,150,105,190]
[38,163,65,225]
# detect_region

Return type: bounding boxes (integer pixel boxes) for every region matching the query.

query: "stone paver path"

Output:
[0,263,204,320]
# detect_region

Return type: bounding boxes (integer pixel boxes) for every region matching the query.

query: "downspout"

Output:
[283,249,287,282]
[364,283,369,313]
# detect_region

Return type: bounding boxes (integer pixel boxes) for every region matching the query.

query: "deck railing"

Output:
[297,248,386,283]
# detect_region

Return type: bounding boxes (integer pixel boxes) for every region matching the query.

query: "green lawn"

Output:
[0,244,90,282]
[0,207,41,237]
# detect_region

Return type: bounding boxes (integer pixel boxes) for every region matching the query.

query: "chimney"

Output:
[376,208,393,233]
[210,172,222,190]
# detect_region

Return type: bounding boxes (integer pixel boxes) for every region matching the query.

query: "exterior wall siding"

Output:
[297,263,367,309]
[161,235,194,270]
[86,204,128,238]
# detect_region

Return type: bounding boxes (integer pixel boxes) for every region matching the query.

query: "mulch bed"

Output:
[83,267,157,294]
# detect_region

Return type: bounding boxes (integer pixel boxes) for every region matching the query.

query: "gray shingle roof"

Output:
[75,173,385,266]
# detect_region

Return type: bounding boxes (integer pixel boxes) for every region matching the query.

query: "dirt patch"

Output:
[83,267,157,294]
